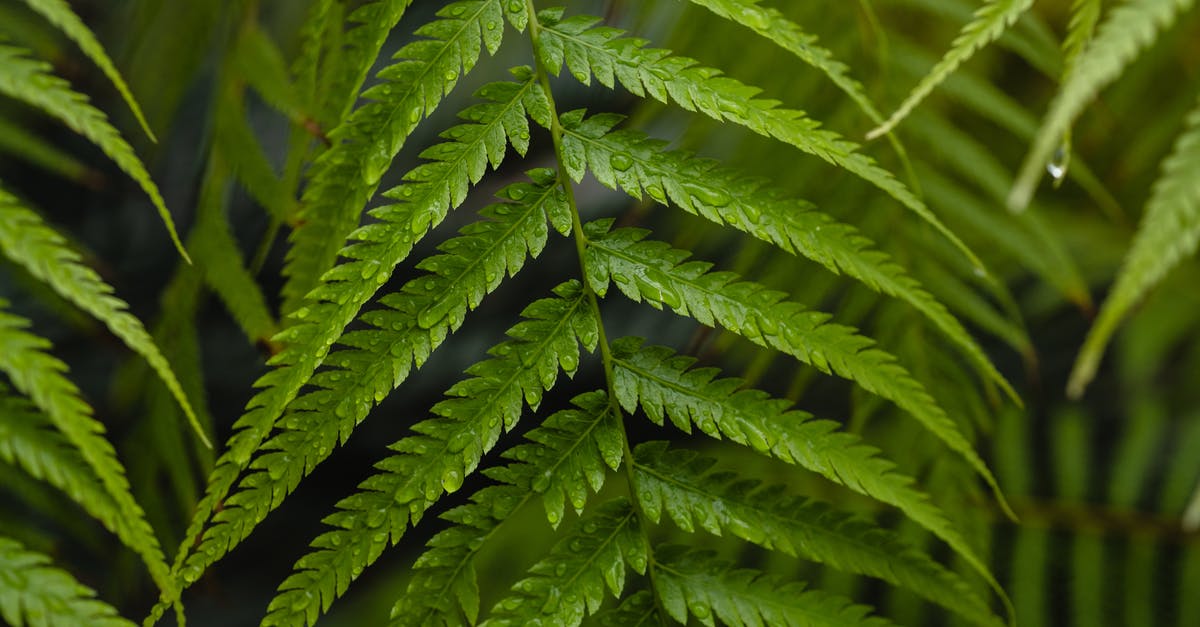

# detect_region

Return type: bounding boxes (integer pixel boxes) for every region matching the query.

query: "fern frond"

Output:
[20,0,156,140]
[281,0,524,312]
[188,155,279,345]
[535,9,984,271]
[233,24,306,124]
[214,77,298,223]
[609,339,1005,610]
[0,301,173,599]
[0,185,207,447]
[583,222,1008,511]
[678,0,883,123]
[0,536,133,627]
[179,171,568,590]
[1069,94,1200,396]
[632,442,1002,627]
[0,43,186,259]
[260,283,596,626]
[592,590,659,626]
[394,390,623,626]
[560,111,1016,400]
[319,0,415,122]
[867,0,1034,139]
[1010,0,1196,211]
[0,383,123,547]
[481,497,647,627]
[172,74,548,584]
[653,545,895,627]
[1062,0,1103,80]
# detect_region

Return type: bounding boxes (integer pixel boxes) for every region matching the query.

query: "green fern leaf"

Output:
[501,391,624,526]
[0,383,124,549]
[609,339,1005,612]
[0,115,94,183]
[867,0,1034,139]
[591,590,659,626]
[260,283,596,626]
[188,155,280,345]
[20,0,156,140]
[233,24,306,124]
[0,186,207,446]
[0,301,173,600]
[393,390,622,626]
[318,0,415,121]
[0,535,134,627]
[172,75,548,584]
[1069,94,1200,396]
[481,497,647,627]
[281,0,523,312]
[679,0,884,123]
[584,222,1008,511]
[654,545,896,627]
[214,77,298,223]
[179,171,567,589]
[1010,0,1196,211]
[632,442,1002,627]
[0,43,187,260]
[535,9,985,271]
[560,111,1016,401]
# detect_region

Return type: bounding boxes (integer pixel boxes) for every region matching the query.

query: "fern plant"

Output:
[2,0,1199,626]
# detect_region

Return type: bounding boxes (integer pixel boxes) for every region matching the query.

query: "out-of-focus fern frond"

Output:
[1070,94,1200,396]
[0,535,134,627]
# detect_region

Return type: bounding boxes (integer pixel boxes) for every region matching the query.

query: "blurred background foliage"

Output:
[1,0,1199,624]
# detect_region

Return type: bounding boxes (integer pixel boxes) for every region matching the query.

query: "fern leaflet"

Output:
[592,590,659,626]
[0,43,186,259]
[653,545,896,627]
[560,110,1016,400]
[867,0,1034,139]
[584,222,1009,512]
[0,301,173,600]
[395,390,624,626]
[632,442,1002,627]
[1010,0,1196,211]
[20,0,156,140]
[609,339,1006,614]
[0,536,134,627]
[261,283,596,626]
[0,383,124,553]
[481,497,647,627]
[1069,94,1200,396]
[281,0,521,312]
[0,185,207,446]
[535,8,985,271]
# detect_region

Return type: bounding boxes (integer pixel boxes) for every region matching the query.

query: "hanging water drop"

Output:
[1047,143,1069,183]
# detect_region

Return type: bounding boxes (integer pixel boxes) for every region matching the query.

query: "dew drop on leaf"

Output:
[689,602,711,619]
[1047,143,1069,182]
[441,468,464,492]
[610,152,634,171]
[645,183,667,203]
[508,0,523,13]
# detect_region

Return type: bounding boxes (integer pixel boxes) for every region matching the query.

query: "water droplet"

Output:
[359,259,381,279]
[449,5,466,16]
[610,152,634,171]
[645,183,667,204]
[630,556,646,572]
[546,509,560,525]
[293,306,311,319]
[684,183,730,207]
[554,563,568,576]
[444,69,459,81]
[689,602,711,619]
[508,0,523,13]
[582,521,598,534]
[409,106,421,124]
[485,20,498,31]
[441,468,464,492]
[1047,143,1068,182]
